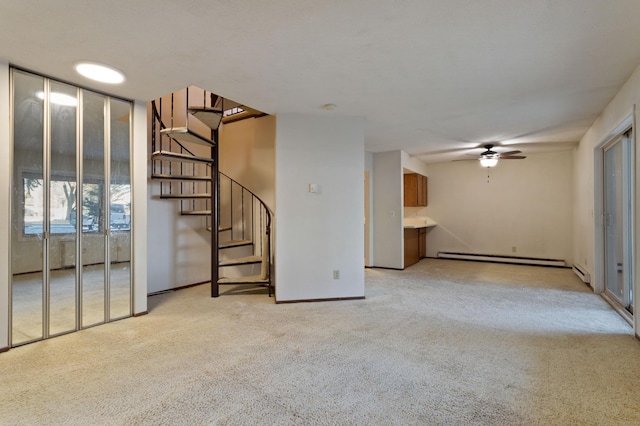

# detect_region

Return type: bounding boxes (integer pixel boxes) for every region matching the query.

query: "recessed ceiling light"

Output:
[74,61,125,84]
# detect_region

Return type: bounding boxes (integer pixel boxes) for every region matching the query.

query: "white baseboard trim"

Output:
[437,252,566,267]
[571,264,591,283]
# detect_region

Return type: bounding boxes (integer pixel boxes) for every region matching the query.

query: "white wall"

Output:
[275,114,365,301]
[0,62,10,349]
[372,151,404,269]
[424,151,574,263]
[573,63,640,336]
[401,151,429,176]
[132,100,147,314]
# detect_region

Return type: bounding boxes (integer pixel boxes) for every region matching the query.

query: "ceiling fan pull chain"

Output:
[487,168,490,183]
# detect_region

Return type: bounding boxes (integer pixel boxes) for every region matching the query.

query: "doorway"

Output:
[602,130,634,317]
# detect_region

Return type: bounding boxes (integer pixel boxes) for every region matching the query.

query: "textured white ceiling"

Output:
[2,0,640,162]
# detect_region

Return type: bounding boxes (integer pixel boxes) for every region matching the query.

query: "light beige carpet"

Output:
[1,259,639,425]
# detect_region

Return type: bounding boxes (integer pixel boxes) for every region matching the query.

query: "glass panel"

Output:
[49,82,78,335]
[604,140,624,301]
[109,99,131,319]
[11,70,45,344]
[82,90,106,327]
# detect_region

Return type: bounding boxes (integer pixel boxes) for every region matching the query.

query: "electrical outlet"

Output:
[333,270,340,279]
[511,246,516,253]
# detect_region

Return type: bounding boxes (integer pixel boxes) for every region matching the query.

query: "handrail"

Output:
[219,171,272,230]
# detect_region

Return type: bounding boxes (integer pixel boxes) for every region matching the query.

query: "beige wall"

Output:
[423,150,574,263]
[219,115,276,211]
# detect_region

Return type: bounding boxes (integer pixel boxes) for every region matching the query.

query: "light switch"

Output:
[308,183,320,193]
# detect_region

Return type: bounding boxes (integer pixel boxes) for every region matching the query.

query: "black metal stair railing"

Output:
[149,88,272,297]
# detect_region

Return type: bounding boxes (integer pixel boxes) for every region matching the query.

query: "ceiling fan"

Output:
[464,144,526,167]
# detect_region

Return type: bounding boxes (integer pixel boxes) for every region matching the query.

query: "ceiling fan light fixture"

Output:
[480,157,498,168]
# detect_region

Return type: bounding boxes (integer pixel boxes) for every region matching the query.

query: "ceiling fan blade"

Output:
[498,150,522,157]
[500,155,526,159]
[452,158,479,162]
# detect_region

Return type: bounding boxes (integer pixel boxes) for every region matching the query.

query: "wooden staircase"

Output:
[150,86,272,297]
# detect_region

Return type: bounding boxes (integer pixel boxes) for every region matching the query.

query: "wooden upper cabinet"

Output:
[404,173,428,207]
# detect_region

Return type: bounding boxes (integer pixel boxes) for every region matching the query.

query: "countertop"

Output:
[403,218,437,229]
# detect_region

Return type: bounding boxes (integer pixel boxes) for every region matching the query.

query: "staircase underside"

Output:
[190,108,223,129]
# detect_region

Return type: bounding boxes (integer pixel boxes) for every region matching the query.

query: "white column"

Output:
[132,100,148,314]
[0,62,10,349]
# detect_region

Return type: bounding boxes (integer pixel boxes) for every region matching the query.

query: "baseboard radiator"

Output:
[571,264,591,283]
[437,252,566,267]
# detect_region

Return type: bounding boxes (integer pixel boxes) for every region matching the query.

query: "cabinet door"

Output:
[404,228,420,267]
[421,175,428,206]
[417,175,425,206]
[404,174,418,207]
[419,228,426,258]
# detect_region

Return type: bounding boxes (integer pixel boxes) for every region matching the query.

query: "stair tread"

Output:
[161,193,211,199]
[181,210,211,216]
[219,255,263,266]
[218,275,269,284]
[160,127,214,147]
[190,110,223,129]
[206,225,232,232]
[151,173,210,181]
[151,150,213,164]
[219,239,252,249]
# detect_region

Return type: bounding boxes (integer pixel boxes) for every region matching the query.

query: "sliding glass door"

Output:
[10,68,133,346]
[603,131,633,315]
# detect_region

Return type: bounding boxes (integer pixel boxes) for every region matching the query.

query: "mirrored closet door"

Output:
[10,68,133,346]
